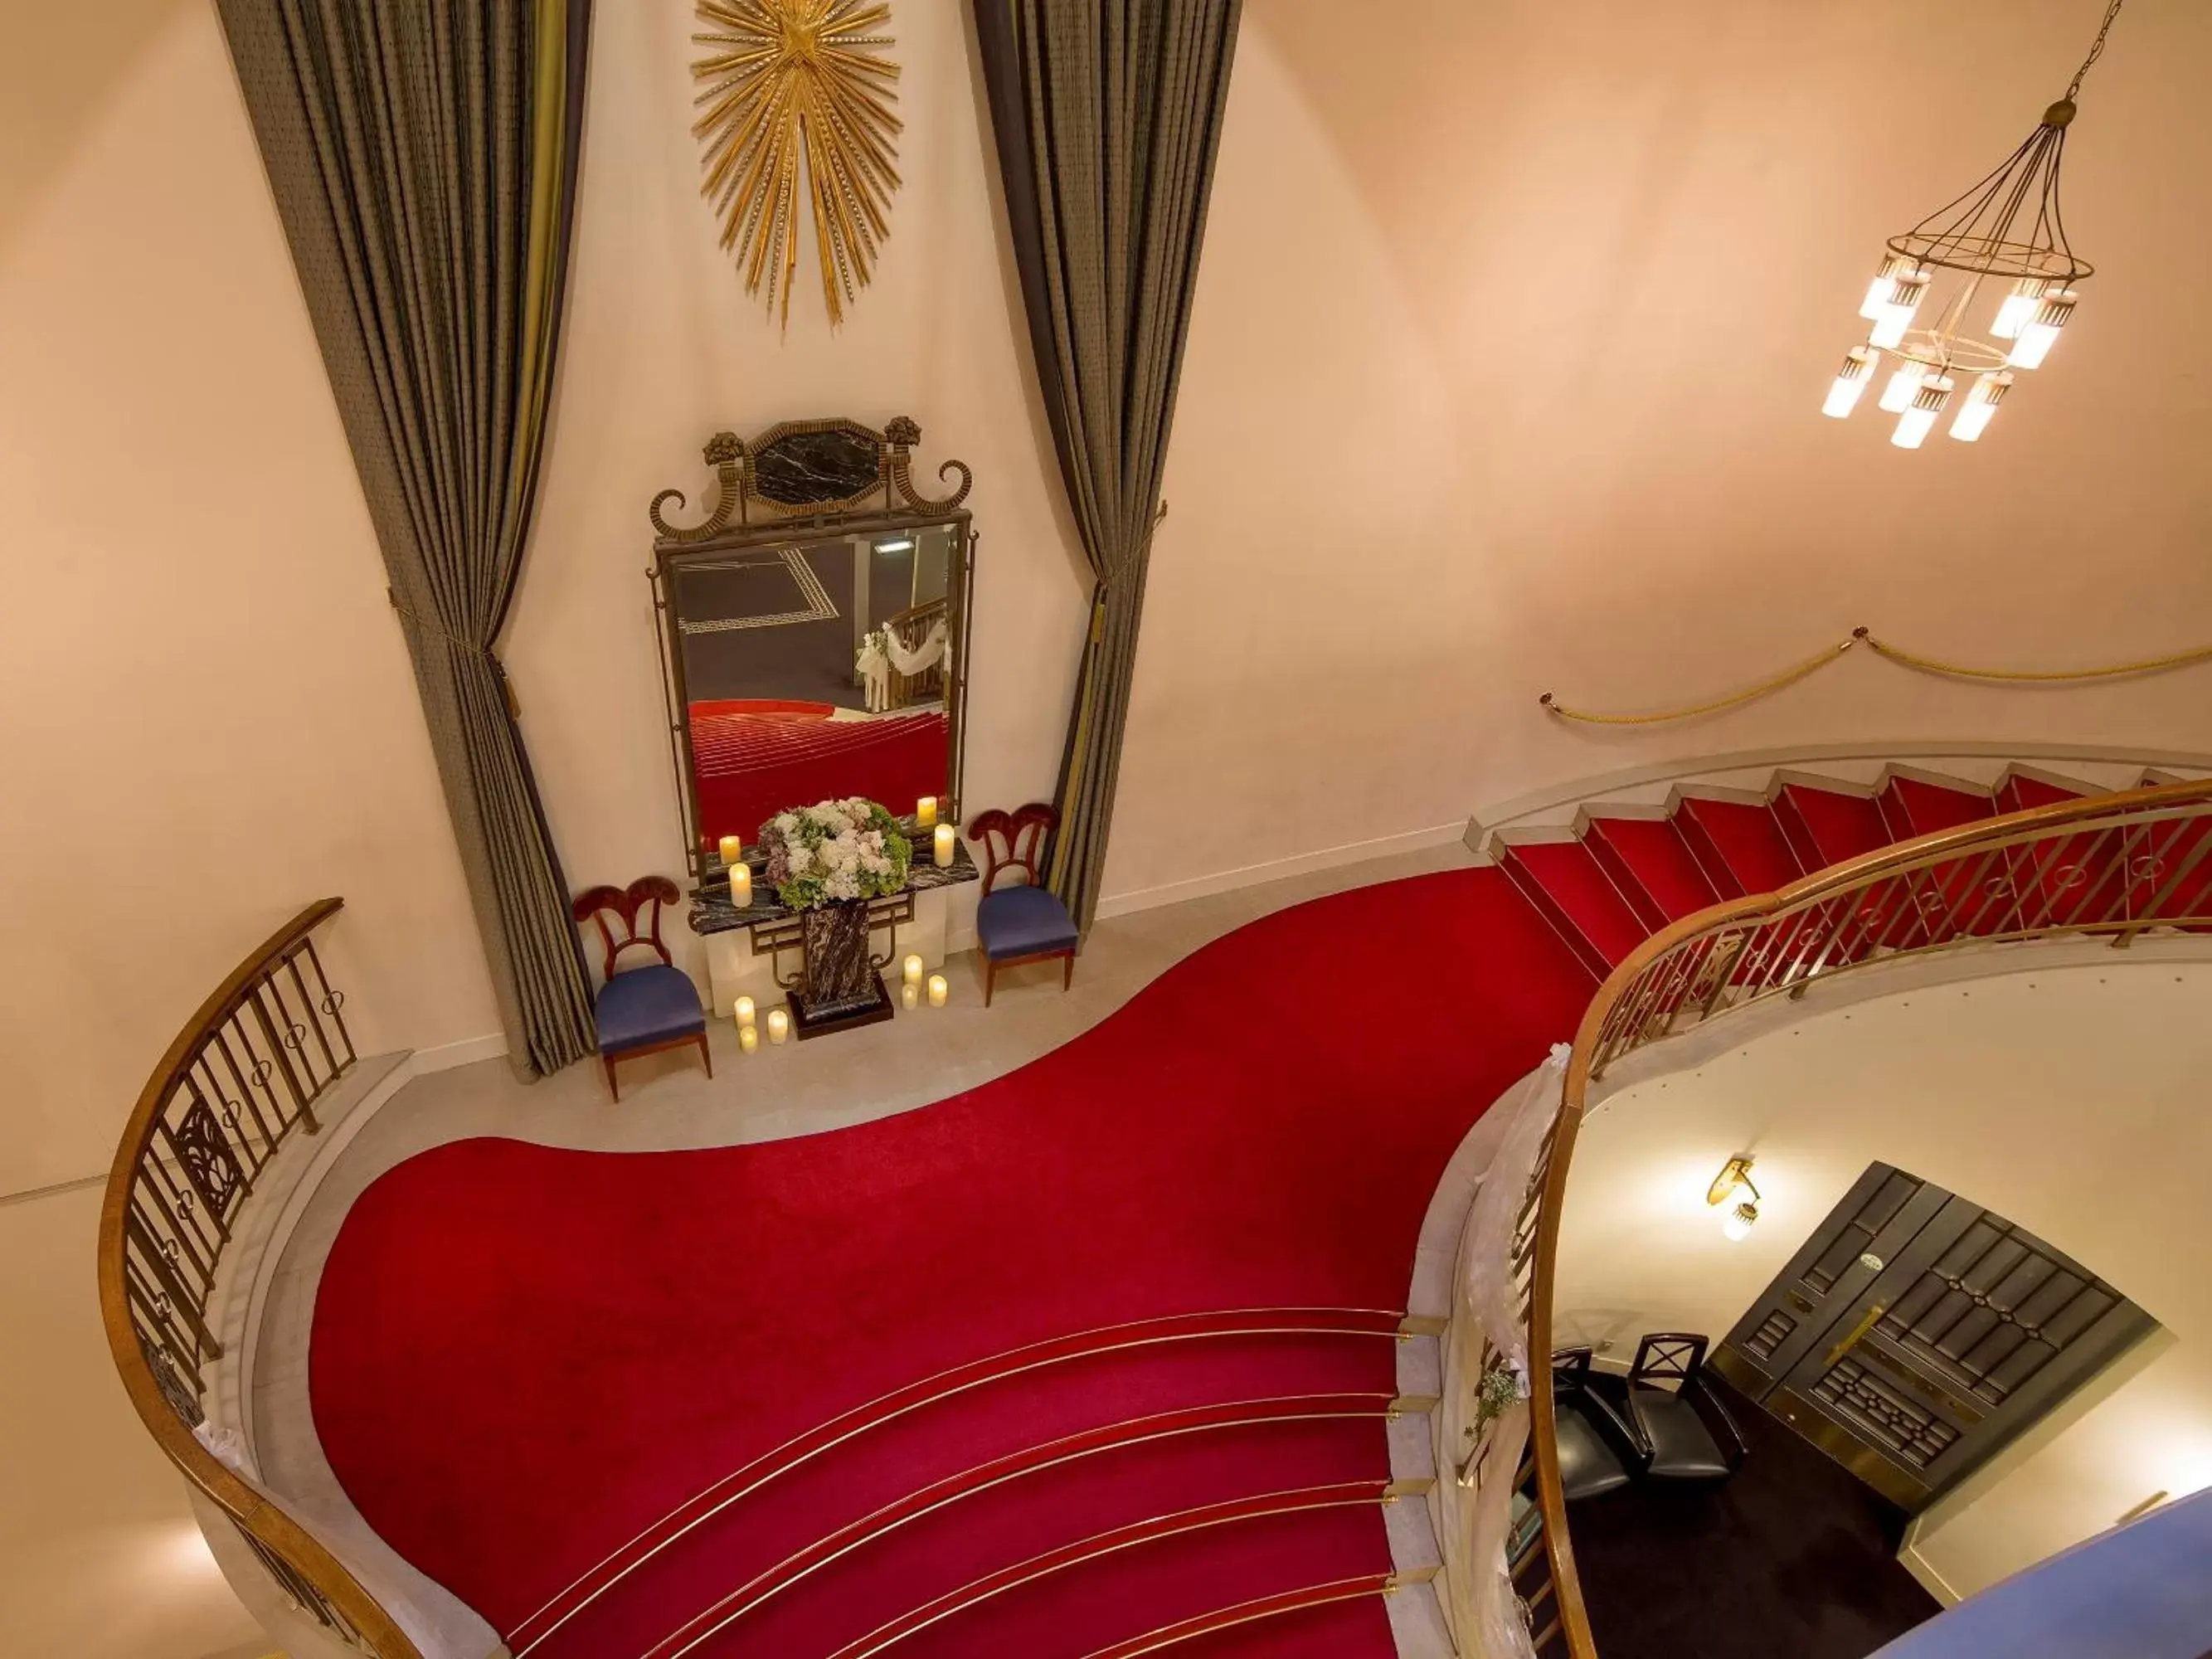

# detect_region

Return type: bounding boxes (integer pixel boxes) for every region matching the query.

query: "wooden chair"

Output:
[968,803,1080,1006]
[572,877,709,1101]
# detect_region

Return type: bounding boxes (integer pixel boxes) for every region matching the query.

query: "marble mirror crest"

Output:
[647,419,976,886]
[649,416,972,539]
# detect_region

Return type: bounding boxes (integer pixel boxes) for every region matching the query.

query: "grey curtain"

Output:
[217,0,598,1077]
[974,0,1242,933]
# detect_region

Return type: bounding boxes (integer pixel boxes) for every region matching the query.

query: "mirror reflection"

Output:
[666,519,965,859]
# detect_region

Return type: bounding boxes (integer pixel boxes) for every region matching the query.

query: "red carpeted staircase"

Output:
[1487,761,2179,977]
[309,757,2200,1657]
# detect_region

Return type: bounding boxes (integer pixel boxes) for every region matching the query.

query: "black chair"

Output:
[1551,1346,1643,1501]
[1623,1332,1748,1481]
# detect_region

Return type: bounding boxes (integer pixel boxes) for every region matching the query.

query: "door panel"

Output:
[1720,1164,2156,1512]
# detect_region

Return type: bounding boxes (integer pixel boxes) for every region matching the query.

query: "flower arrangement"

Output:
[759,797,912,912]
[1472,1351,1531,1436]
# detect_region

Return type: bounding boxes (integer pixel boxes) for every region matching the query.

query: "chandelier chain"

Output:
[2066,0,2127,100]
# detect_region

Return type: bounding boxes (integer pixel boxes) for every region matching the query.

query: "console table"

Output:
[689,843,980,1034]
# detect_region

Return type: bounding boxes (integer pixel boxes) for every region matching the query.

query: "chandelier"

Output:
[1822,0,2127,448]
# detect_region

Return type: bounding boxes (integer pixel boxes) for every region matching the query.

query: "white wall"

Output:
[1553,960,2212,1600]
[0,1187,264,1659]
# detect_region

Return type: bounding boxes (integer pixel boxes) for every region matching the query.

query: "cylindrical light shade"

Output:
[737,1024,759,1054]
[1949,372,2014,442]
[901,982,920,1010]
[1722,1201,1758,1242]
[933,824,956,868]
[902,953,924,985]
[926,973,949,1007]
[719,834,743,867]
[1990,278,2049,340]
[729,864,752,908]
[916,795,938,828]
[1821,348,1877,419]
[1867,271,1928,348]
[1890,374,1954,449]
[733,995,756,1027]
[1877,362,1926,414]
[766,1008,790,1044]
[1858,255,1915,322]
[2008,290,2077,369]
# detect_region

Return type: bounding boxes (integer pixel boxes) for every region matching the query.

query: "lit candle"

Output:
[933,824,956,868]
[901,982,920,1010]
[733,995,755,1028]
[719,834,743,867]
[730,864,752,908]
[737,1024,759,1054]
[926,973,949,1008]
[902,953,924,985]
[916,795,938,829]
[766,1008,790,1044]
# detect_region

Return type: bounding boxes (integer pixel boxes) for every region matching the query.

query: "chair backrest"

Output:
[572,877,680,980]
[1628,1331,1709,1389]
[1551,1345,1595,1399]
[968,803,1057,895]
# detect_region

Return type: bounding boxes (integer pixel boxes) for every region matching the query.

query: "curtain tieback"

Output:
[388,588,523,719]
[1089,500,1170,640]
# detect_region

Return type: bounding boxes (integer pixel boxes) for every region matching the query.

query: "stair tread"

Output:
[1776,781,1891,869]
[871,1492,1394,1659]
[1502,840,1650,966]
[530,1333,1398,1659]
[1586,815,1722,926]
[1674,796,1802,898]
[1880,774,1996,840]
[1106,1586,1398,1657]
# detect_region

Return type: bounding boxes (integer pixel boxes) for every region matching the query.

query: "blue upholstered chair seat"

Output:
[976,883,1080,958]
[596,963,704,1051]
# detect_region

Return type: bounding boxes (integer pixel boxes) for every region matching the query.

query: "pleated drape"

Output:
[216,0,597,1077]
[974,0,1242,933]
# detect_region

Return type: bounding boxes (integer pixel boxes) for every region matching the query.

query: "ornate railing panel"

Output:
[1510,780,2212,1659]
[97,898,420,1657]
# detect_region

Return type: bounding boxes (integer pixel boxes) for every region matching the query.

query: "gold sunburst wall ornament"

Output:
[692,0,902,328]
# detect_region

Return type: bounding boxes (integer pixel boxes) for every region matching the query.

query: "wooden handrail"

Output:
[95,898,421,1658]
[1518,777,2212,1657]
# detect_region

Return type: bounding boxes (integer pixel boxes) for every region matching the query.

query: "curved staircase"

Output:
[1487,761,2206,975]
[509,1311,1434,1658]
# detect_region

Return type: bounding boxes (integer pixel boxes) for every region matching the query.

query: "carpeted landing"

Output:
[309,868,1595,1655]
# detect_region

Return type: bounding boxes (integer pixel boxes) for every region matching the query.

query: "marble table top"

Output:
[689,839,980,937]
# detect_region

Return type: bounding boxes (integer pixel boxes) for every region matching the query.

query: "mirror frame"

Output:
[646,417,976,885]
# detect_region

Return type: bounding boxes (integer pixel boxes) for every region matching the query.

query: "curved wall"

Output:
[12,0,2212,1186]
[1553,956,2212,1602]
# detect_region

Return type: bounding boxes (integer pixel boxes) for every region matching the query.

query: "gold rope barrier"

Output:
[1539,627,2212,725]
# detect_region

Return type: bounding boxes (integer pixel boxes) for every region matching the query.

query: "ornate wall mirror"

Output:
[649,418,975,883]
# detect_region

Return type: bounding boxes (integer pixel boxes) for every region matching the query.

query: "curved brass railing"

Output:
[1513,777,2212,1657]
[96,898,421,1657]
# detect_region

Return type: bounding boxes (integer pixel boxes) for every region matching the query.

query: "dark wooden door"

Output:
[1714,1162,2154,1511]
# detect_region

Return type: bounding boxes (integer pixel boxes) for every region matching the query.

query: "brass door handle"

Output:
[1824,1302,1889,1369]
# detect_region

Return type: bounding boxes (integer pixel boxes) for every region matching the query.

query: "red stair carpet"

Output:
[688,698,948,849]
[309,868,1594,1656]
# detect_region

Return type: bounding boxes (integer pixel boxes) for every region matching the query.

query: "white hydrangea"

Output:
[785,842,814,874]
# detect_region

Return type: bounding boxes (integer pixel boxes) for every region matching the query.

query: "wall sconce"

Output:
[1708,1155,1762,1241]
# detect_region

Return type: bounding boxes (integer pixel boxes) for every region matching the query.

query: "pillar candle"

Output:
[933,824,956,868]
[730,864,752,907]
[916,795,938,829]
[733,995,755,1028]
[902,953,924,985]
[737,1024,759,1054]
[766,1008,790,1044]
[719,834,743,867]
[926,973,949,1008]
[901,982,920,1010]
